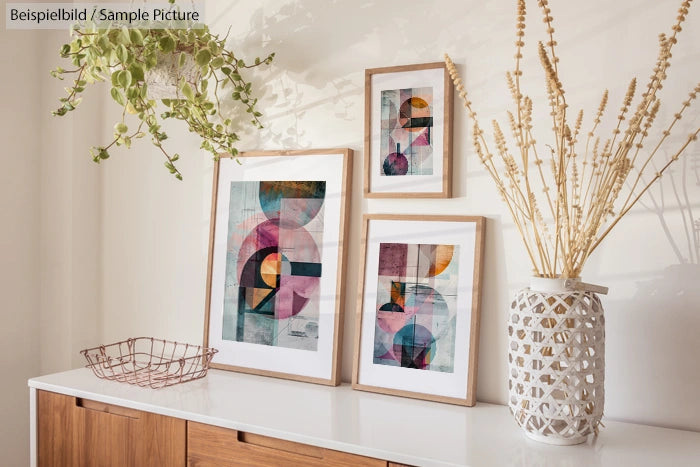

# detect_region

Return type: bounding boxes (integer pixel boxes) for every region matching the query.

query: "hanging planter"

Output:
[144,50,201,100]
[51,12,275,180]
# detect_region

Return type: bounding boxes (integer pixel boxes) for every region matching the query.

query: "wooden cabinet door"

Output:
[187,421,387,467]
[37,390,186,467]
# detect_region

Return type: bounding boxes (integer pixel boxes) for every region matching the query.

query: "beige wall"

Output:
[0,17,42,467]
[38,30,103,375]
[2,1,699,463]
[0,22,103,467]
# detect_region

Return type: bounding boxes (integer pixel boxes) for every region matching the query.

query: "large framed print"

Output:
[352,214,485,405]
[204,149,352,386]
[364,62,453,198]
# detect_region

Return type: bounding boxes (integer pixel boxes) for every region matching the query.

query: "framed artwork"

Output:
[364,62,453,198]
[352,214,485,405]
[204,149,352,386]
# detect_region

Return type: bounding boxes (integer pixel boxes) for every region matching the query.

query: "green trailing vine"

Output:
[51,14,274,180]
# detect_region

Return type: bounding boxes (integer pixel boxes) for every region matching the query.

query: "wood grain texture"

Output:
[363,62,453,198]
[187,421,386,467]
[38,390,186,467]
[76,397,140,418]
[332,148,354,383]
[38,389,74,467]
[351,214,371,386]
[201,156,221,367]
[465,217,486,406]
[442,61,454,199]
[203,149,353,386]
[352,214,485,406]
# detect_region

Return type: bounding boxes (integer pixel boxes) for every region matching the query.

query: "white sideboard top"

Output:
[29,368,700,467]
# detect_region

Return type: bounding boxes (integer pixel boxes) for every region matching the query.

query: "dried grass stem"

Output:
[446,0,698,277]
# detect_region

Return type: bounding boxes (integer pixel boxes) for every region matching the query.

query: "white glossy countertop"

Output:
[29,368,700,467]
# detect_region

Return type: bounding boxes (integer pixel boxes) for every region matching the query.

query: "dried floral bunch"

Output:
[445,0,700,278]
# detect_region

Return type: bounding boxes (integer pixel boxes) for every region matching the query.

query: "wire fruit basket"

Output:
[81,337,218,389]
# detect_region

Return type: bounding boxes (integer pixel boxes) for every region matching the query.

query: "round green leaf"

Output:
[129,63,145,82]
[110,87,126,106]
[115,44,128,63]
[129,29,143,46]
[120,27,131,44]
[111,70,121,87]
[195,48,211,67]
[158,36,175,54]
[117,70,132,88]
[181,82,194,100]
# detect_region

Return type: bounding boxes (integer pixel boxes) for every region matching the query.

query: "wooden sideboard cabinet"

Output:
[37,390,392,467]
[30,369,700,467]
[187,421,385,466]
[37,390,186,466]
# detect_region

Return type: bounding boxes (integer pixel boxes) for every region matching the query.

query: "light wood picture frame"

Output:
[204,149,352,386]
[364,62,453,198]
[352,214,485,405]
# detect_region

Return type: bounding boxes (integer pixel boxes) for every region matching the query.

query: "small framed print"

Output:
[364,62,453,198]
[204,149,352,386]
[352,214,485,405]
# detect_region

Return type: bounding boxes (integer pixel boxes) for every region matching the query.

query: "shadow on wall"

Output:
[638,144,700,266]
[209,0,489,150]
[607,264,700,430]
[605,144,700,431]
[214,0,404,149]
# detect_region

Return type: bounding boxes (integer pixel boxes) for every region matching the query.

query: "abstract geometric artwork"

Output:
[364,62,453,197]
[380,88,434,176]
[373,243,458,372]
[353,215,485,405]
[205,149,351,386]
[222,181,325,351]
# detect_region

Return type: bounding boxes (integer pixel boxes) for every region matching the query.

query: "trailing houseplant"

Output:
[51,6,274,180]
[445,0,699,445]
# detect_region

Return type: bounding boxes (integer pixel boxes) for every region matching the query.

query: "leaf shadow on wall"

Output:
[605,146,700,431]
[210,0,487,149]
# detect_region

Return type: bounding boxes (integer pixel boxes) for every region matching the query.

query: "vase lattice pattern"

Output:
[508,288,605,443]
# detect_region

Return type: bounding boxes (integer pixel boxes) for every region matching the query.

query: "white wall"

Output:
[0,19,104,466]
[38,29,104,376]
[0,21,41,467]
[7,9,695,467]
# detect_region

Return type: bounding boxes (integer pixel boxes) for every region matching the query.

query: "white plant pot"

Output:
[145,51,201,100]
[508,277,605,445]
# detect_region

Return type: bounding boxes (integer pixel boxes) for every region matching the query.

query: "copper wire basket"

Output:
[81,337,218,389]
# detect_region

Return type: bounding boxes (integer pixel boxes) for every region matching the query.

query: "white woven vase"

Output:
[508,277,605,445]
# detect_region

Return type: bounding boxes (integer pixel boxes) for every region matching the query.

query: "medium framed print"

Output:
[352,214,485,405]
[364,62,453,198]
[204,149,352,386]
